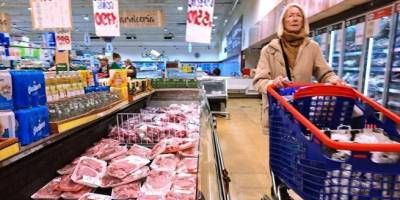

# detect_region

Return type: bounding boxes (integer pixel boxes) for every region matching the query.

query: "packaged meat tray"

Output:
[59,175,85,192]
[150,139,167,159]
[60,186,94,199]
[107,155,150,179]
[31,177,62,199]
[141,170,175,195]
[57,162,77,175]
[97,145,128,161]
[71,156,107,187]
[78,193,112,200]
[101,166,150,188]
[137,193,165,200]
[172,173,197,192]
[177,158,198,173]
[111,182,141,199]
[178,144,199,158]
[127,144,152,159]
[165,189,196,200]
[150,154,179,171]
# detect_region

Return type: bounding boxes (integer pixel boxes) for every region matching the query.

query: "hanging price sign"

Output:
[185,0,215,44]
[93,0,120,37]
[56,30,72,50]
[30,0,72,30]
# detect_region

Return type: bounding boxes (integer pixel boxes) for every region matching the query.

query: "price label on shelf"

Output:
[30,0,72,30]
[92,0,120,37]
[55,30,72,50]
[185,0,215,44]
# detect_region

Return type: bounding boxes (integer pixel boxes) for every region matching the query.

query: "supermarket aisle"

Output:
[216,98,270,200]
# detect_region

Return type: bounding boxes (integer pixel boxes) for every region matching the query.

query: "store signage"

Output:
[120,10,165,28]
[55,29,72,51]
[185,0,215,44]
[226,17,243,57]
[93,0,120,37]
[105,42,113,53]
[30,0,72,30]
[365,6,392,38]
[84,32,91,46]
[0,13,11,33]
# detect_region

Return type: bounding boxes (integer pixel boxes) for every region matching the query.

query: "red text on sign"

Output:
[95,12,117,26]
[57,35,70,44]
[187,9,212,27]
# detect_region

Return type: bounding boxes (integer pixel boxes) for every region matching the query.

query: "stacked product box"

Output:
[11,70,49,146]
[109,69,128,100]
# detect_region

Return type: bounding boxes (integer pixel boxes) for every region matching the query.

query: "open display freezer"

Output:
[313,27,330,63]
[342,15,366,90]
[388,3,400,115]
[362,6,393,104]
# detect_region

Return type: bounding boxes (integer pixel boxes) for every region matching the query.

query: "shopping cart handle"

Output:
[267,84,400,152]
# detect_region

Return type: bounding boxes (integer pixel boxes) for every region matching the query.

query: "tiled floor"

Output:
[216,98,271,200]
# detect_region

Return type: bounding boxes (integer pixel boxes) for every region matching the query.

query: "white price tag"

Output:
[56,30,72,50]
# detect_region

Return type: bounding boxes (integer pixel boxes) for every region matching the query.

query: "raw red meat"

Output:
[59,175,85,192]
[61,186,93,199]
[166,190,195,200]
[57,163,77,175]
[85,139,120,157]
[98,145,128,161]
[172,173,197,191]
[137,193,165,200]
[107,155,150,179]
[111,182,141,199]
[163,138,182,153]
[141,170,174,195]
[78,193,112,200]
[150,154,179,171]
[101,166,149,188]
[31,177,62,199]
[177,158,198,173]
[127,144,152,159]
[71,157,107,187]
[179,145,199,158]
[150,140,167,159]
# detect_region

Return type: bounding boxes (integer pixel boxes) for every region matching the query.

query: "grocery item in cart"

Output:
[127,144,152,159]
[71,156,107,187]
[31,177,62,199]
[107,155,150,179]
[150,154,180,171]
[79,193,112,200]
[59,175,86,192]
[60,186,93,199]
[141,170,174,195]
[177,158,198,173]
[101,166,150,188]
[326,128,352,161]
[111,181,141,199]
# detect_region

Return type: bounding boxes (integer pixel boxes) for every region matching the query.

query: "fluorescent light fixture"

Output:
[177,6,183,11]
[224,19,228,23]
[83,15,89,21]
[213,16,218,20]
[164,28,168,32]
[28,7,32,11]
[363,38,374,96]
[212,24,216,27]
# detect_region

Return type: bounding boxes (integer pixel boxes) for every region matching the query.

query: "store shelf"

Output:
[343,67,360,71]
[388,100,400,108]
[344,51,362,56]
[392,67,400,72]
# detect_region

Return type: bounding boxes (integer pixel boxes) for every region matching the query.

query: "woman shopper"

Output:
[124,59,137,79]
[253,3,344,199]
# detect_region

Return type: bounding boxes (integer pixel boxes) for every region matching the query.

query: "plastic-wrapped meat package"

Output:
[127,144,152,159]
[137,193,165,200]
[98,145,128,161]
[78,193,112,200]
[150,154,180,171]
[179,145,199,158]
[177,158,198,173]
[165,190,195,200]
[107,155,150,179]
[172,173,197,192]
[141,170,175,195]
[164,123,187,138]
[58,175,85,192]
[101,166,150,188]
[150,139,167,159]
[85,139,120,157]
[57,162,77,175]
[31,177,62,199]
[164,138,197,153]
[111,182,141,199]
[71,156,107,187]
[329,130,352,161]
[108,127,138,144]
[61,186,93,199]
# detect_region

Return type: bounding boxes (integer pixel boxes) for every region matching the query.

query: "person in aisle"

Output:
[111,53,122,69]
[252,3,344,200]
[212,67,221,76]
[124,59,137,79]
[98,57,110,77]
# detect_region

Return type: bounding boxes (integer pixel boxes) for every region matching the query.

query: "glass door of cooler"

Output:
[313,27,329,62]
[388,4,400,115]
[342,16,366,90]
[327,22,344,76]
[362,6,393,104]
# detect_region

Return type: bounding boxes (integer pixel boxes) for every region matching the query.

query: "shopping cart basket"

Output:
[267,83,400,200]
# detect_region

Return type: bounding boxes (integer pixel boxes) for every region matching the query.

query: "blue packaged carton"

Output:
[15,106,49,146]
[0,71,13,110]
[11,70,47,109]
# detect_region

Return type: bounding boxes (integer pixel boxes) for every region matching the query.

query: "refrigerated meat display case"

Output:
[362,6,393,104]
[342,15,366,90]
[313,27,330,62]
[388,3,400,115]
[0,89,230,200]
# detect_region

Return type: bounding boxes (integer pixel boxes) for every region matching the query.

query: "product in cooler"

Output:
[11,70,46,109]
[177,158,198,173]
[0,71,13,110]
[150,139,167,159]
[31,177,62,199]
[107,155,150,179]
[179,144,199,158]
[60,186,93,199]
[165,189,195,200]
[141,170,174,195]
[111,181,141,199]
[78,193,112,200]
[98,145,128,161]
[101,166,150,188]
[0,111,16,138]
[127,144,152,159]
[150,154,179,172]
[57,162,77,175]
[15,105,49,145]
[172,173,197,192]
[71,156,107,187]
[59,175,85,192]
[109,69,128,87]
[137,193,165,200]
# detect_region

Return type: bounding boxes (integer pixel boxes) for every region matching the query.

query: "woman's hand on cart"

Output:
[327,76,347,86]
[272,76,291,88]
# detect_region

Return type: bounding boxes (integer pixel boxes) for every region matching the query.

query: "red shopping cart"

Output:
[266,83,400,200]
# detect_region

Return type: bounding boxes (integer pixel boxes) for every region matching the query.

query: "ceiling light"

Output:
[213,16,218,20]
[164,28,168,32]
[212,24,216,27]
[28,7,32,11]
[177,6,183,11]
[224,19,228,23]
[83,15,89,21]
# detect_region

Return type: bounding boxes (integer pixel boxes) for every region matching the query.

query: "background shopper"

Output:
[124,59,137,79]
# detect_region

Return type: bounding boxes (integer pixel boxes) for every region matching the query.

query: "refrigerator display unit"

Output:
[327,22,344,76]
[313,27,329,62]
[362,6,393,104]
[342,15,366,90]
[388,4,400,115]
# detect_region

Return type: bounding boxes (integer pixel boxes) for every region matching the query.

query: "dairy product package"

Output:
[0,71,13,110]
[11,70,46,109]
[0,111,16,138]
[15,106,49,145]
